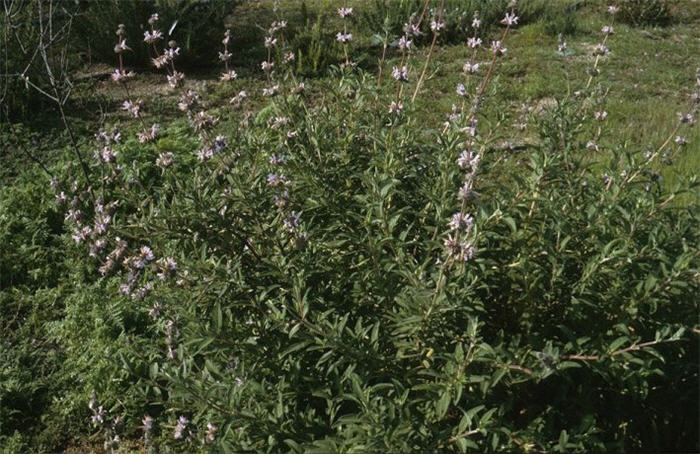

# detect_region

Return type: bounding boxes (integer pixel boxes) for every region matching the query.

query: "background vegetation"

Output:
[1,0,698,452]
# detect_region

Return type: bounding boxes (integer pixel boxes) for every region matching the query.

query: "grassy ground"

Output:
[55,0,699,194]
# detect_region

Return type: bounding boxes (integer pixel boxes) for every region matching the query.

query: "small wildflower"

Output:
[389,101,404,115]
[283,211,301,232]
[91,405,106,425]
[269,20,287,33]
[193,111,218,132]
[678,112,696,125]
[156,151,175,169]
[491,40,507,56]
[608,5,619,14]
[594,111,608,121]
[110,69,135,83]
[122,99,142,118]
[338,7,353,18]
[167,71,185,88]
[261,61,274,72]
[142,415,154,434]
[178,89,200,111]
[601,25,614,34]
[463,62,479,74]
[222,29,232,46]
[291,81,306,94]
[558,41,568,53]
[99,146,117,163]
[501,12,519,26]
[284,51,296,64]
[205,423,217,444]
[114,39,130,54]
[458,181,479,201]
[460,242,477,262]
[143,30,163,44]
[164,44,180,60]
[152,55,168,68]
[467,37,482,48]
[174,416,189,440]
[430,20,445,32]
[336,32,353,43]
[262,85,279,97]
[472,16,482,29]
[269,154,286,166]
[403,21,422,37]
[264,36,277,48]
[674,136,688,146]
[137,124,160,143]
[267,173,288,186]
[456,83,468,97]
[55,191,67,204]
[397,35,413,51]
[148,13,159,25]
[219,50,232,61]
[220,70,238,82]
[448,212,474,231]
[230,90,248,105]
[274,190,290,207]
[593,43,610,56]
[457,150,480,169]
[392,65,408,82]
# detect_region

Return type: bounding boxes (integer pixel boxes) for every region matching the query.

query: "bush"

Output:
[618,0,675,26]
[3,2,698,453]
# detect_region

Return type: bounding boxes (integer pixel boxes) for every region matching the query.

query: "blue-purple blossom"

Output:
[174,416,188,440]
[448,212,474,231]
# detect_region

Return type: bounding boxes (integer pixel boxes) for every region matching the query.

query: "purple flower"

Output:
[262,85,279,97]
[110,69,135,83]
[338,7,353,18]
[457,150,479,169]
[463,62,479,74]
[174,416,188,440]
[392,66,408,82]
[593,44,610,56]
[264,36,277,48]
[205,423,217,444]
[156,152,175,168]
[397,35,412,51]
[389,101,404,115]
[491,40,507,56]
[448,212,474,231]
[501,12,519,26]
[456,83,468,97]
[143,30,163,44]
[167,71,185,88]
[430,20,445,32]
[267,173,288,186]
[336,32,353,43]
[283,211,301,232]
[467,37,482,48]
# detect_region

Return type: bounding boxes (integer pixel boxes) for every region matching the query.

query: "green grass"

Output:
[5,1,696,192]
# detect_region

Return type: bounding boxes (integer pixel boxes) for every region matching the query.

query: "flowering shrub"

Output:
[2,1,699,452]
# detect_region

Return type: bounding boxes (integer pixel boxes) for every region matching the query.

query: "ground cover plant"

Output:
[1,0,698,452]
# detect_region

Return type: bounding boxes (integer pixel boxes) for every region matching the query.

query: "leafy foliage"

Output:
[1,1,698,453]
